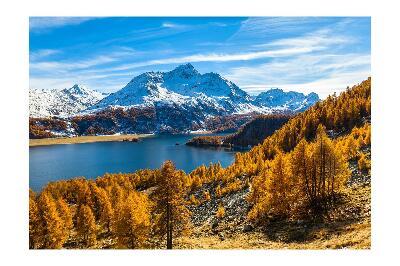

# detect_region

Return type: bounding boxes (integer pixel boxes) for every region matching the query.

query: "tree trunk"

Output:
[166,203,172,249]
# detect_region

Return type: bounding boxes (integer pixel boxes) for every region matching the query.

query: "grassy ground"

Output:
[29,134,152,147]
[175,222,370,249]
[175,183,371,249]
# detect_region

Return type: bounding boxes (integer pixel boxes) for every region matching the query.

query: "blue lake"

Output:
[29,134,238,191]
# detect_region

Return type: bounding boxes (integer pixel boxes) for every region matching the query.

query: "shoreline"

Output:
[29,134,153,147]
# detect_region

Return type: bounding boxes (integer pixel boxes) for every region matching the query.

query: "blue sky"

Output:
[29,17,370,98]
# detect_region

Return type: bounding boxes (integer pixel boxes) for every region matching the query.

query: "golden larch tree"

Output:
[152,160,191,249]
[113,192,151,248]
[29,196,40,249]
[56,198,73,240]
[76,204,97,247]
[36,192,67,249]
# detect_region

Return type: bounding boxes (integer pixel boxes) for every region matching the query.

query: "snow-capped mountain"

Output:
[29,84,107,118]
[88,63,258,115]
[29,64,320,135]
[255,88,320,112]
[89,63,316,117]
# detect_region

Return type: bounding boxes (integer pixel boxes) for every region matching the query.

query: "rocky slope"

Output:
[178,146,371,249]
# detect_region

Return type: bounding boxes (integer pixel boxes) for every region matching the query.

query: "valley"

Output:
[29,77,371,250]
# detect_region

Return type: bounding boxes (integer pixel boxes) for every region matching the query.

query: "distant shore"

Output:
[29,134,153,147]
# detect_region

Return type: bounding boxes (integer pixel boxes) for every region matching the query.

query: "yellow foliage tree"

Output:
[264,152,294,216]
[29,196,40,249]
[36,192,68,249]
[189,194,200,206]
[203,190,211,201]
[56,198,73,240]
[248,125,351,222]
[114,192,151,248]
[358,153,371,172]
[76,204,97,247]
[152,160,191,249]
[92,185,114,233]
[216,203,225,219]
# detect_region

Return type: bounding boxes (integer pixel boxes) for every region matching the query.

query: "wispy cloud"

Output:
[87,22,356,74]
[161,22,187,29]
[228,53,370,98]
[30,17,96,32]
[29,49,60,60]
[208,22,229,27]
[85,46,321,74]
[255,28,353,49]
[229,17,328,41]
[30,47,138,74]
[29,73,133,92]
[30,55,117,73]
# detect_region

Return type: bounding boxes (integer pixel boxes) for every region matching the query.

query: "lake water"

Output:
[29,134,238,191]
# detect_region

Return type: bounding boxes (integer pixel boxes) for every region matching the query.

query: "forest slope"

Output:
[186,114,291,148]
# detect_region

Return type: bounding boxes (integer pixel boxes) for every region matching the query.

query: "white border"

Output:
[1,0,399,265]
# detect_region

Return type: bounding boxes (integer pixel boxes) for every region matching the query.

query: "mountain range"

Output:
[29,64,319,134]
[87,63,318,115]
[29,84,107,118]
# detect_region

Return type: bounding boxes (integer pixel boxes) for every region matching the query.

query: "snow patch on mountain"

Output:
[255,88,320,112]
[29,84,107,118]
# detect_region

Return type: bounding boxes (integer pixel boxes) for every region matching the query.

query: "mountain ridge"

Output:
[29,84,107,118]
[87,63,318,116]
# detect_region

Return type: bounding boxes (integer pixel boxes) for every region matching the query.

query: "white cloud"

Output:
[30,55,117,73]
[225,53,370,99]
[30,17,96,32]
[255,28,353,49]
[229,17,324,41]
[29,47,139,73]
[29,77,76,90]
[89,45,322,74]
[208,22,228,27]
[162,22,185,29]
[29,49,60,60]
[29,71,133,92]
[81,23,356,74]
[260,71,370,99]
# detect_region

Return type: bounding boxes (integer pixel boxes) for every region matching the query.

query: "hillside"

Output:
[186,114,291,148]
[29,78,371,249]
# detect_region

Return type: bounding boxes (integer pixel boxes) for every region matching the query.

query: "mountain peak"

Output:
[307,92,319,99]
[168,63,199,78]
[266,88,284,94]
[65,84,89,95]
[176,63,195,70]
